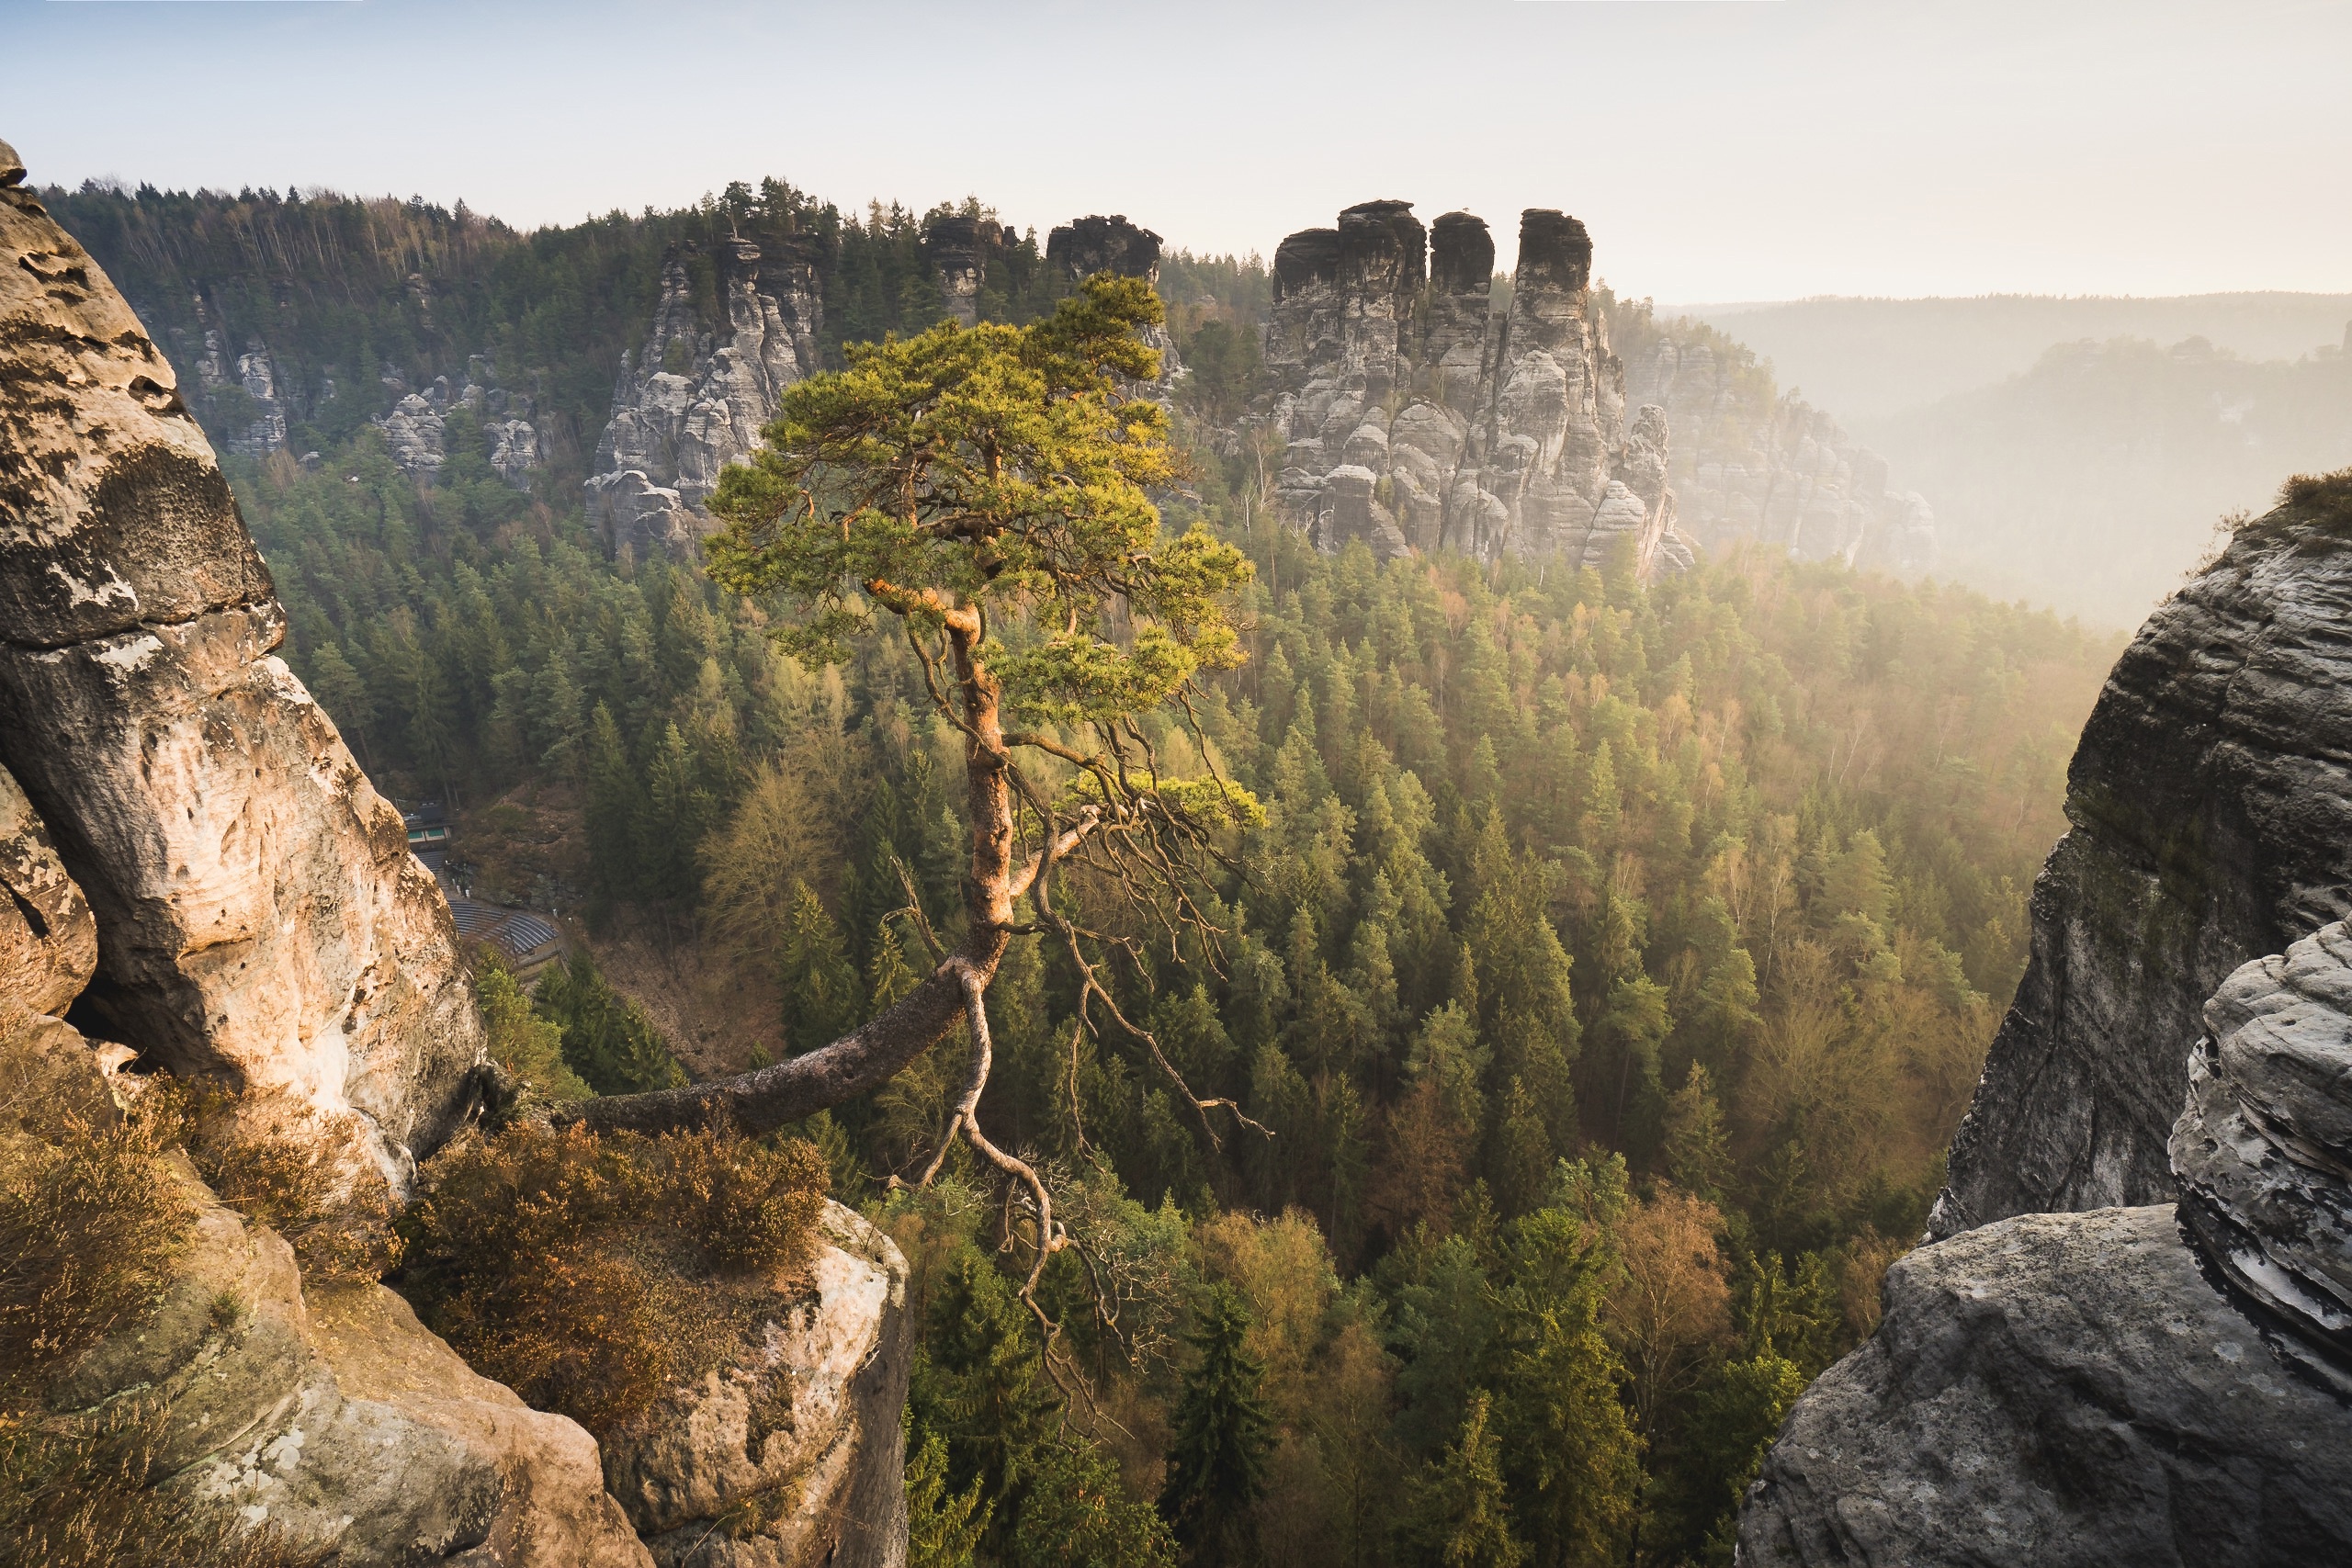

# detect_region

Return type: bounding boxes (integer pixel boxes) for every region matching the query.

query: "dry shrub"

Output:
[1835,1225,1912,1339]
[397,1121,827,1435]
[0,1108,192,1407]
[2280,467,2352,522]
[0,1401,325,1568]
[173,1086,401,1283]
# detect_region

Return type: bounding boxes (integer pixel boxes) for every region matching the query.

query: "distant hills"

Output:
[1665,293,2352,423]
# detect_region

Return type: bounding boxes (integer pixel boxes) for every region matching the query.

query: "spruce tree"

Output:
[1159,1285,1273,1560]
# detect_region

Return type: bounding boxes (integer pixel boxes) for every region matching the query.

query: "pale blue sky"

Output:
[6,0,2347,299]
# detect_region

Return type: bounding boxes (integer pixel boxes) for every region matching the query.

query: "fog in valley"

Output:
[1668,294,2352,626]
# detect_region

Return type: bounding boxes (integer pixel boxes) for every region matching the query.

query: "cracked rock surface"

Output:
[0,174,483,1184]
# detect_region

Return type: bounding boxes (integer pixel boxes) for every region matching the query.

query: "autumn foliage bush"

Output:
[395,1121,827,1434]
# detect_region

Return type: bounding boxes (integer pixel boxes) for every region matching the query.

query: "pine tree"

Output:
[1158,1284,1273,1558]
[778,880,861,1052]
[1396,1393,1525,1568]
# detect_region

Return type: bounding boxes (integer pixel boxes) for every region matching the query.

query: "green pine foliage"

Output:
[532,948,687,1095]
[1158,1286,1274,1557]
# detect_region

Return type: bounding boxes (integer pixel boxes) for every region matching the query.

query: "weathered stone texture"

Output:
[603,1202,912,1568]
[1264,202,1693,576]
[586,238,823,558]
[0,173,483,1184]
[1736,1206,2352,1568]
[1932,495,2352,1238]
[0,761,97,1017]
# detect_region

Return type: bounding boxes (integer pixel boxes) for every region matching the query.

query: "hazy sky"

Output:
[8,0,2347,300]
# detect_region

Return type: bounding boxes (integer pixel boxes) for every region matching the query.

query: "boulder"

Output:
[0,167,484,1186]
[1736,1206,2352,1567]
[601,1202,912,1568]
[1932,487,2352,1237]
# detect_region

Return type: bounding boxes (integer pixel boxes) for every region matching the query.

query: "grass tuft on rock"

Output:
[395,1120,828,1435]
[0,1104,191,1405]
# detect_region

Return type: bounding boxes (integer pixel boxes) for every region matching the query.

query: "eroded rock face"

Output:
[0,172,484,1185]
[586,239,823,558]
[1265,202,1692,575]
[602,1202,912,1568]
[1736,1206,2352,1567]
[1932,493,2352,1237]
[2173,920,2352,1395]
[0,761,96,1018]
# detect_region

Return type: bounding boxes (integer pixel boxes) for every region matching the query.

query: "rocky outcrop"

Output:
[1046,213,1184,401]
[0,161,485,1186]
[1930,487,2352,1239]
[2172,921,2352,1396]
[188,292,291,460]
[0,1020,651,1567]
[1741,922,2352,1563]
[601,1203,912,1568]
[376,357,543,489]
[585,239,822,557]
[1264,202,1693,574]
[1738,501,2352,1564]
[1736,1205,2352,1566]
[1615,310,1934,572]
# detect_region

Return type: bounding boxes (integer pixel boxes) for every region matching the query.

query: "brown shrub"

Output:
[0,1400,325,1568]
[396,1120,827,1435]
[172,1085,401,1284]
[0,1107,192,1408]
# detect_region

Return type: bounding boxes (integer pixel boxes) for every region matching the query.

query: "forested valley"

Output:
[67,177,2122,1568]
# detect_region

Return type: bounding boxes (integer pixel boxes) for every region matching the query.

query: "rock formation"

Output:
[1739,923,2352,1564]
[376,357,543,490]
[0,1004,654,1566]
[601,1204,911,1568]
[1617,316,1933,572]
[0,152,485,1186]
[1263,202,1694,574]
[2,141,918,1563]
[1739,488,2352,1564]
[1046,213,1185,400]
[1930,487,2352,1238]
[1737,1204,2352,1565]
[0,761,98,1018]
[585,239,823,557]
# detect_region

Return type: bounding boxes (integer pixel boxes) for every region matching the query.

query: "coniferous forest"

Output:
[53,177,2122,1568]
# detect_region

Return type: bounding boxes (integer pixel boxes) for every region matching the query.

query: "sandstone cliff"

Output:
[1931,482,2352,1237]
[585,238,823,558]
[0,149,485,1186]
[1263,201,1693,575]
[2,139,915,1562]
